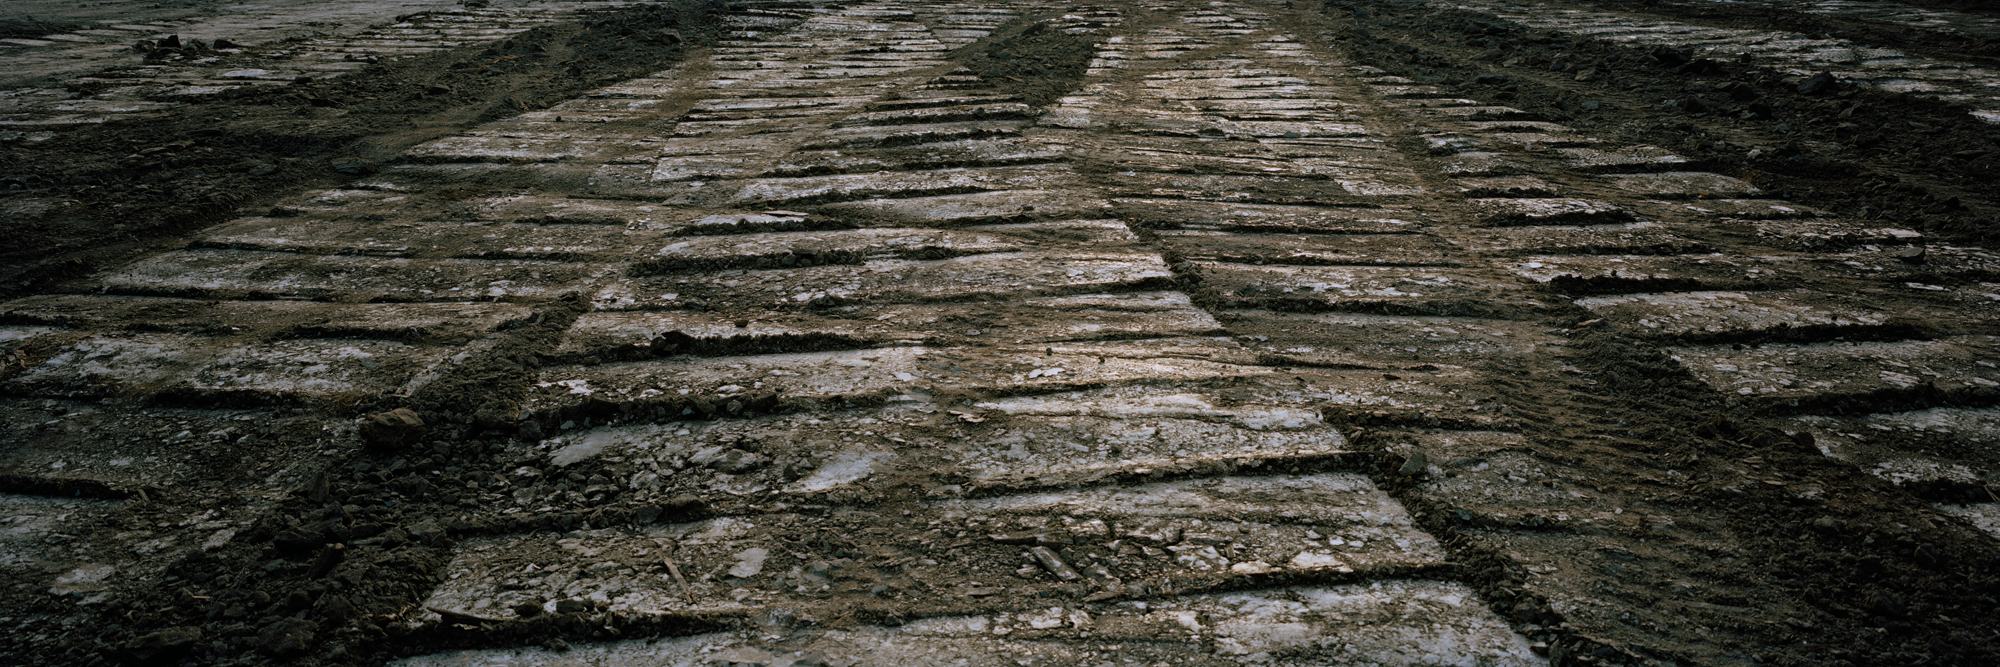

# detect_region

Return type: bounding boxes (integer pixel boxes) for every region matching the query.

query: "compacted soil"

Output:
[1,1,1996,666]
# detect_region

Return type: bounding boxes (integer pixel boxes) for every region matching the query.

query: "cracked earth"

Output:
[2,0,1998,666]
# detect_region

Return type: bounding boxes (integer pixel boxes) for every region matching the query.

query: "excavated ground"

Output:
[0,1,1997,666]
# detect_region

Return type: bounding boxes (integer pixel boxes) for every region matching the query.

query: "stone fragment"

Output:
[359,409,425,453]
[1030,546,1082,581]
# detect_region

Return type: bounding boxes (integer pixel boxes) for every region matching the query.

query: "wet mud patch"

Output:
[951,13,1104,107]
[0,0,738,299]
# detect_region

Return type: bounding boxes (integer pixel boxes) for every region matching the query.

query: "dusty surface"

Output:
[1,1,1998,666]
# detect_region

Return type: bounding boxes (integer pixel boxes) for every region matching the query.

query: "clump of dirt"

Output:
[953,15,1102,107]
[0,0,733,299]
[1322,0,2000,246]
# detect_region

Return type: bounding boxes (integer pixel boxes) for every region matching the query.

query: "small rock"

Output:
[272,527,322,552]
[1082,589,1121,603]
[125,626,201,664]
[312,593,359,623]
[406,518,445,544]
[660,494,707,518]
[651,329,699,356]
[632,504,662,524]
[328,157,375,175]
[690,446,766,473]
[729,547,770,578]
[303,470,330,502]
[1867,590,1906,617]
[425,83,453,95]
[1398,451,1429,476]
[213,38,241,49]
[255,618,316,657]
[306,543,344,578]
[1030,546,1083,581]
[784,649,832,667]
[1719,81,1758,102]
[712,647,776,665]
[1788,430,1817,449]
[1914,543,1944,569]
[1229,560,1276,574]
[513,598,546,617]
[1675,58,1723,76]
[358,408,425,453]
[1650,46,1690,67]
[990,530,1043,544]
[1893,246,1926,263]
[553,598,590,614]
[1797,71,1838,95]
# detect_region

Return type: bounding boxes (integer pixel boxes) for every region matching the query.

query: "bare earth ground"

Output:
[0,1,1997,666]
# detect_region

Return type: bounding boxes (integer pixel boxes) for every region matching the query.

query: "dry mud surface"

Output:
[0,0,1997,666]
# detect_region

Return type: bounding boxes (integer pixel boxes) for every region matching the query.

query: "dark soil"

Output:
[1322,0,2000,247]
[1318,1,2000,665]
[0,0,733,300]
[952,13,1103,107]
